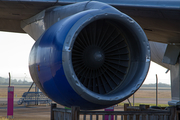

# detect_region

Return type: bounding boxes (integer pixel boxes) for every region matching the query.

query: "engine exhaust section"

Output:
[29,1,150,110]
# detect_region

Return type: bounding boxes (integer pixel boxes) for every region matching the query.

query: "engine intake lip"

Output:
[62,9,150,105]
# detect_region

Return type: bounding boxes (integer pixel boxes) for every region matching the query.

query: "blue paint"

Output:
[57,0,180,9]
[29,1,151,110]
[31,9,113,110]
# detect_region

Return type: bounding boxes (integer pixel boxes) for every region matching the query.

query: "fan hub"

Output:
[83,46,104,69]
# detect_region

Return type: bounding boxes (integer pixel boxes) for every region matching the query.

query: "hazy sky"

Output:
[0,31,34,81]
[0,31,170,84]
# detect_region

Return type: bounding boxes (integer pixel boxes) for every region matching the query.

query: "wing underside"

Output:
[0,0,180,43]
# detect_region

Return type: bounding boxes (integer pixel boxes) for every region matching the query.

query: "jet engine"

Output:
[29,1,150,110]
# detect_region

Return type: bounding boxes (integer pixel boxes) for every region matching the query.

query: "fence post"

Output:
[139,105,149,120]
[124,104,129,120]
[51,103,57,120]
[124,104,129,111]
[71,106,80,120]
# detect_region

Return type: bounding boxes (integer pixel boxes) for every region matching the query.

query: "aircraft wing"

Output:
[0,0,58,33]
[0,0,180,44]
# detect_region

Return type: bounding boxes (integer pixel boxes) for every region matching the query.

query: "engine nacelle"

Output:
[29,1,150,110]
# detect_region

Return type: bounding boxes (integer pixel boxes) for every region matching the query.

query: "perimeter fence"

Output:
[51,103,177,120]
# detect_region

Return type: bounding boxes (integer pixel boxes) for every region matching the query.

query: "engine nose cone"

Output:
[83,46,104,69]
[94,51,104,61]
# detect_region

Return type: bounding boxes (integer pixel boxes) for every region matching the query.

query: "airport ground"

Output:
[0,85,171,120]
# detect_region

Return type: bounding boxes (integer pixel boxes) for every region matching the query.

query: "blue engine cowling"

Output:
[29,1,150,110]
